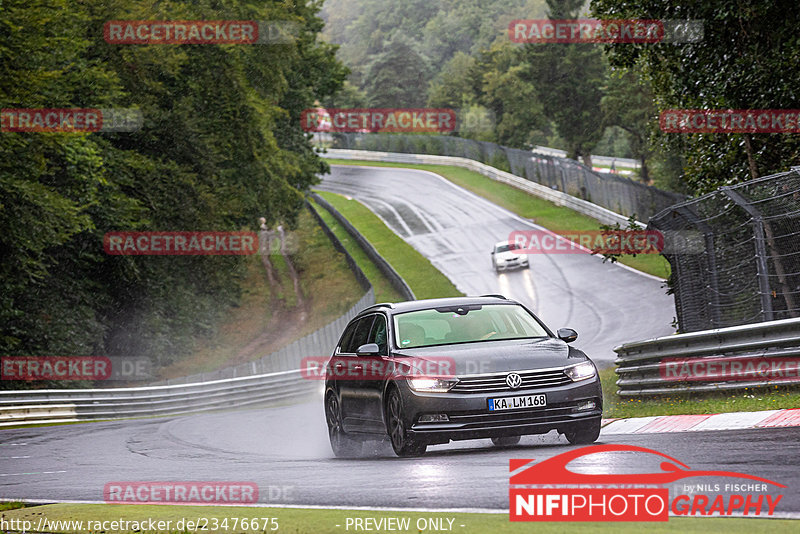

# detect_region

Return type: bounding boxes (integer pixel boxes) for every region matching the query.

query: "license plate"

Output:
[488,394,546,411]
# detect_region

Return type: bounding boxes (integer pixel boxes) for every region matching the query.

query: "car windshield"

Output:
[495,243,519,253]
[393,304,549,349]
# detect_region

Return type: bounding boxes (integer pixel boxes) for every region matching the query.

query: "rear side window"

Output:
[337,321,359,354]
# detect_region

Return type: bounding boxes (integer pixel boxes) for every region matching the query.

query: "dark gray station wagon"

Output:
[323,295,602,457]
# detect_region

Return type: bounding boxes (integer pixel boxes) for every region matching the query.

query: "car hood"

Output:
[393,337,589,376]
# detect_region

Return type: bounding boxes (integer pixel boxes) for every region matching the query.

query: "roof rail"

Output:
[480,294,508,300]
[362,302,395,312]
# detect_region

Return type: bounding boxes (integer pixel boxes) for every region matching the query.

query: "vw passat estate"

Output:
[323,295,602,457]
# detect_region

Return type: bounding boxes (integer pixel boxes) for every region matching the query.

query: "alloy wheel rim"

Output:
[327,395,342,440]
[388,393,404,448]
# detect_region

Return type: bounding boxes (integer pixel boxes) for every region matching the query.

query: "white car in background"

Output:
[491,241,529,272]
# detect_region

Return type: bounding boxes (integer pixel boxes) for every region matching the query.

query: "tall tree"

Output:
[601,65,655,181]
[471,43,546,148]
[521,0,607,165]
[363,39,431,107]
[592,0,800,194]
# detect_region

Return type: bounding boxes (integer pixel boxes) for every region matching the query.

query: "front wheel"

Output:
[386,388,427,457]
[325,393,362,458]
[564,418,601,445]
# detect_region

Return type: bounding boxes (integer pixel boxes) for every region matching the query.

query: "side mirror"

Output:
[490,250,495,254]
[557,328,578,343]
[356,343,380,356]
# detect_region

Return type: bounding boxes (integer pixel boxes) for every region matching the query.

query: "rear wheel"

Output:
[386,388,427,457]
[491,436,521,447]
[564,419,601,445]
[325,393,362,458]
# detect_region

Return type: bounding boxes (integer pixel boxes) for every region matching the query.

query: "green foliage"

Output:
[591,0,800,194]
[0,0,345,386]
[601,66,654,180]
[363,38,431,107]
[521,0,607,163]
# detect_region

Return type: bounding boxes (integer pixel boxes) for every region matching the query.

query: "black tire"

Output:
[325,392,362,458]
[491,436,521,447]
[564,418,601,445]
[385,388,427,457]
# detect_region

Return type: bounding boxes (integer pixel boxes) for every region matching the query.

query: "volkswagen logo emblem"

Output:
[506,373,522,389]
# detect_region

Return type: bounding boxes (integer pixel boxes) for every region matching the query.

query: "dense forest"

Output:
[0,0,346,384]
[321,0,800,194]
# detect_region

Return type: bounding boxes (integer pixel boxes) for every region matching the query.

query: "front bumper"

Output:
[495,258,529,270]
[401,378,602,443]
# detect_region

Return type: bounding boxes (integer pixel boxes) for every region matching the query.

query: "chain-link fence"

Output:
[649,168,800,333]
[329,133,685,221]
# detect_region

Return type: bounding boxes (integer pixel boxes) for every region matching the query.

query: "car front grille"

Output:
[450,368,572,393]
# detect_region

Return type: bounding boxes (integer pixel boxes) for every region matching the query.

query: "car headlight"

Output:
[565,362,596,382]
[407,377,458,392]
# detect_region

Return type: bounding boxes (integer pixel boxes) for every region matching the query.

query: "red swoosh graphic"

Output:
[510,444,785,488]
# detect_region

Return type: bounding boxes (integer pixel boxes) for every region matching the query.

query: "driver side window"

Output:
[368,315,388,355]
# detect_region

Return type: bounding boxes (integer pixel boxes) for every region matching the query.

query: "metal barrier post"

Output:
[720,186,774,321]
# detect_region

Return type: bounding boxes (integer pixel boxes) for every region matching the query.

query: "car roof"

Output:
[494,240,511,247]
[358,295,519,316]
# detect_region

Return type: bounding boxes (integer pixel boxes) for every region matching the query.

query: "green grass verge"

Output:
[2,504,797,533]
[313,190,462,300]
[600,367,800,418]
[325,159,670,280]
[309,199,404,303]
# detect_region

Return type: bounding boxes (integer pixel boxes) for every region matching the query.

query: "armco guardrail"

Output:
[310,191,416,300]
[322,149,642,228]
[326,132,686,220]
[614,317,800,396]
[0,370,319,427]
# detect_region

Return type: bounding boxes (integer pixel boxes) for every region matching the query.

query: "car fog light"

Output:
[419,414,449,423]
[575,400,596,411]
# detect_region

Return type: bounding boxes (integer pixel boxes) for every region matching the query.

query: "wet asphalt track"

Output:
[318,165,675,366]
[2,397,799,512]
[1,165,797,514]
